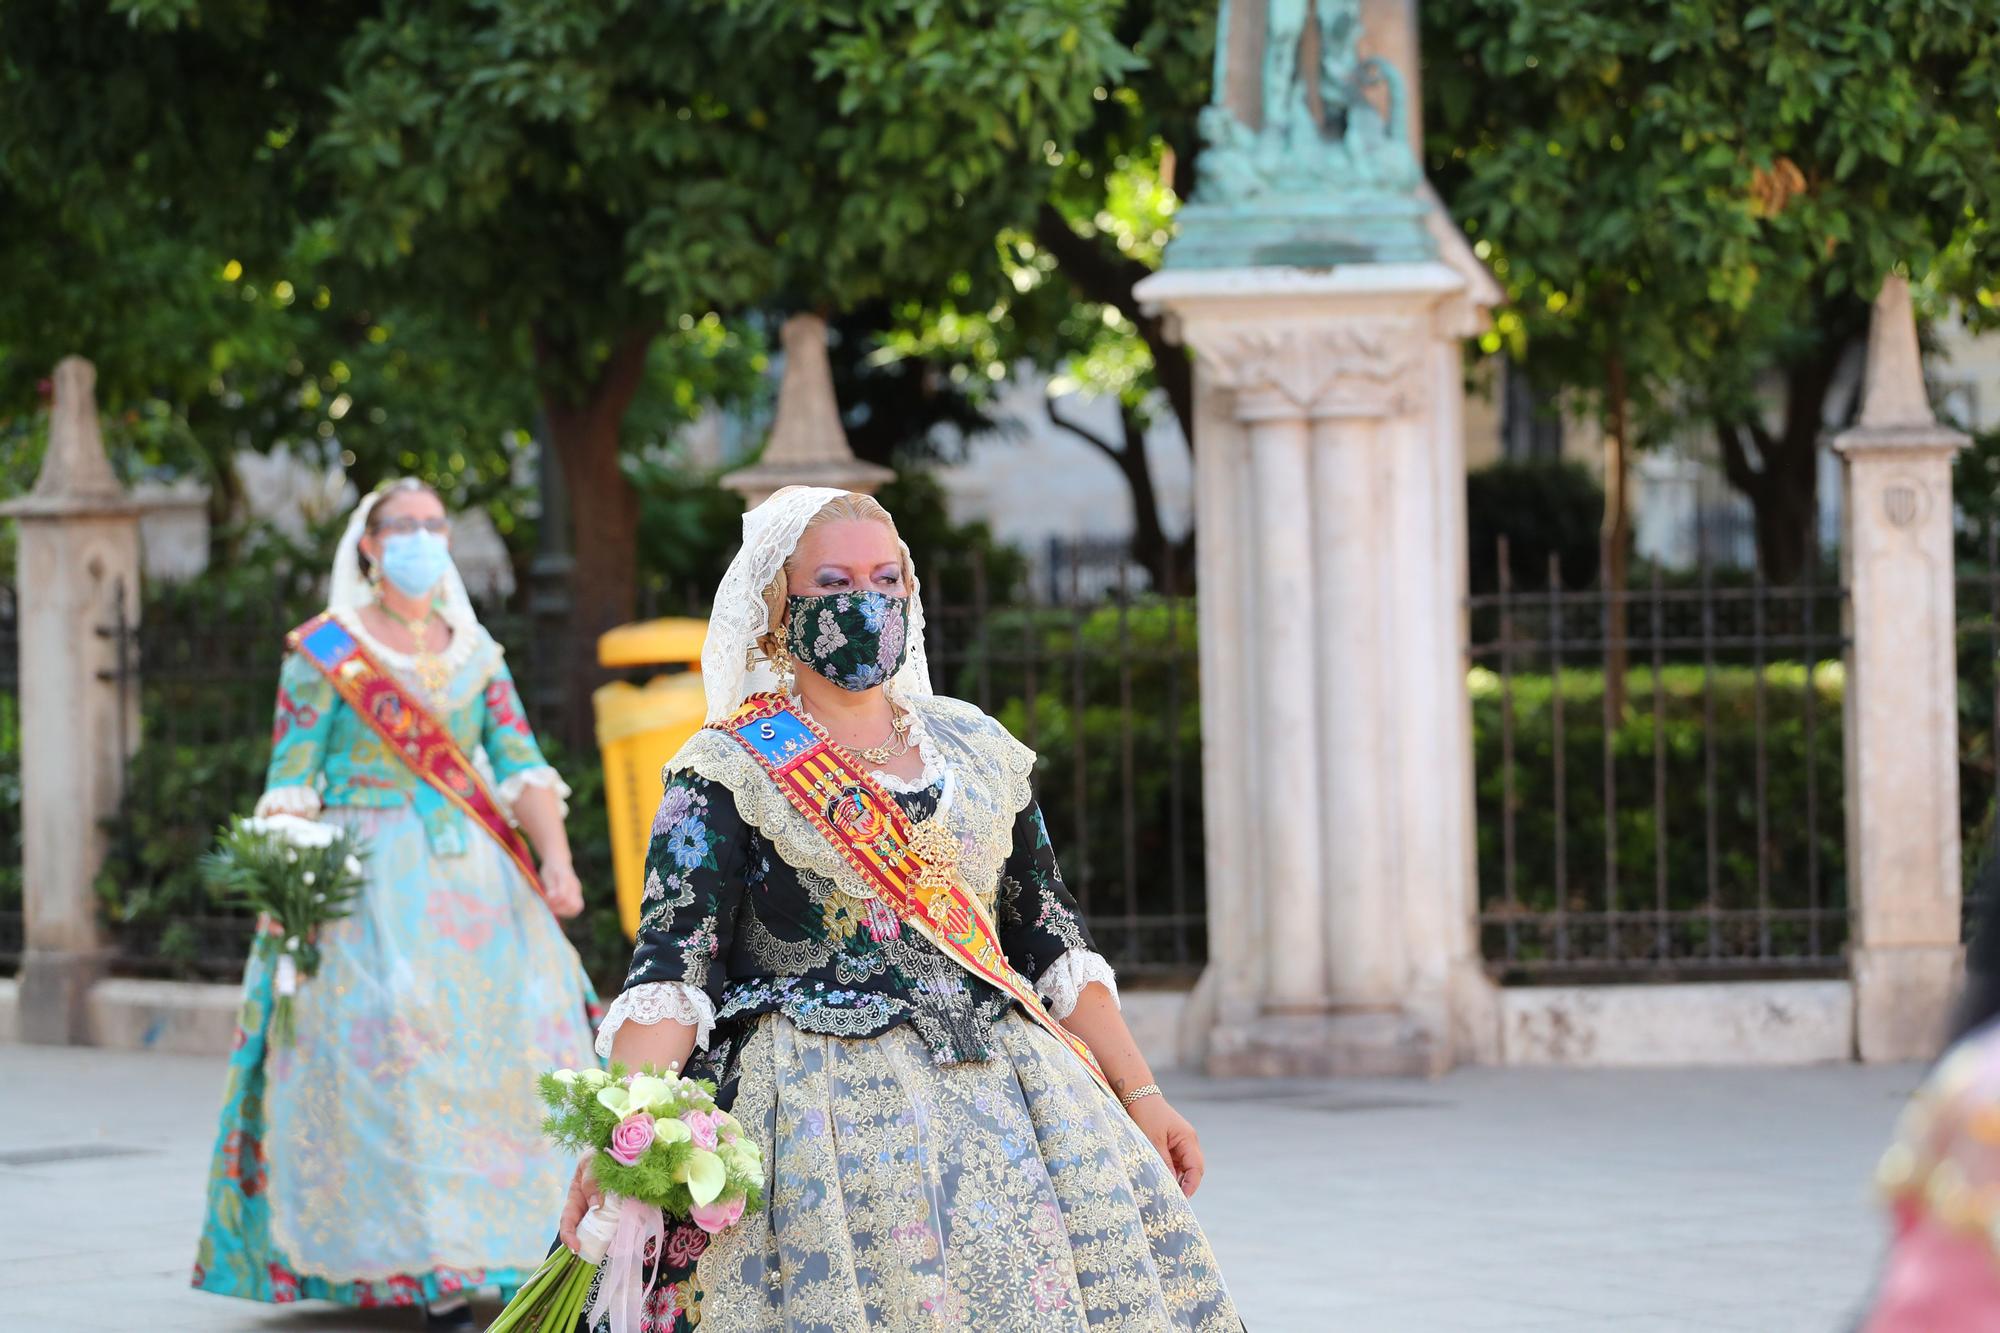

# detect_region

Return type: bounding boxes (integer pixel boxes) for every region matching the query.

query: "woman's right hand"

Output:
[558,1154,603,1254]
[539,855,586,920]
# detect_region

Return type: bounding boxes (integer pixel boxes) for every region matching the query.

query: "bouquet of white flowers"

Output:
[200,814,367,1045]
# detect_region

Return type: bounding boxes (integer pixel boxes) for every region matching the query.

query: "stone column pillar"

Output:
[1312,410,1399,1008]
[1239,401,1330,1012]
[0,358,142,1045]
[1140,267,1491,1075]
[1835,276,1969,1063]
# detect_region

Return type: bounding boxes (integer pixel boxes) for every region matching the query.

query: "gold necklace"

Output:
[837,709,915,765]
[376,597,451,696]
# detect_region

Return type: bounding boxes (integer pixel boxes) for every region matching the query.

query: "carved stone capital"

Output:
[1189,319,1426,422]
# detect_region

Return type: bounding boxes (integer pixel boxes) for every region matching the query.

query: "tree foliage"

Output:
[884,0,1215,588]
[2,0,1140,650]
[0,1,540,529]
[1426,0,2000,582]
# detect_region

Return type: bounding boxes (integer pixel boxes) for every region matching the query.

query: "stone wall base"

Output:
[14,948,111,1045]
[4,978,1195,1069]
[6,976,1891,1069]
[1498,981,1856,1067]
[1207,1008,1446,1078]
[1115,989,1189,1072]
[0,976,243,1056]
[1854,945,1962,1064]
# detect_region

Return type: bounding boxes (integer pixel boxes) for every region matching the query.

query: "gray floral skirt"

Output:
[683,1010,1241,1332]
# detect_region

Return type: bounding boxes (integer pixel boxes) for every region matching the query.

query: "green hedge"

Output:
[1471,661,1849,966]
[84,597,1206,983]
[1465,459,1604,595]
[94,735,270,973]
[0,688,19,915]
[91,605,1859,983]
[957,600,1206,970]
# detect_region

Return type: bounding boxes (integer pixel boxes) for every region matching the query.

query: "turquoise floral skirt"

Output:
[191,805,597,1308]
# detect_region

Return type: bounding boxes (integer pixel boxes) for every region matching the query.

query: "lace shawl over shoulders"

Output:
[667,695,1035,909]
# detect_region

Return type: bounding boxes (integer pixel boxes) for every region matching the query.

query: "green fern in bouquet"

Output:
[200,814,368,1045]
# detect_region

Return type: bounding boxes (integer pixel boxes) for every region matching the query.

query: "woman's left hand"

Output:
[539,855,585,920]
[1128,1095,1205,1198]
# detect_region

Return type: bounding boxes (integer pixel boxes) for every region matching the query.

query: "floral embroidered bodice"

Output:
[256,610,566,854]
[611,695,1115,1067]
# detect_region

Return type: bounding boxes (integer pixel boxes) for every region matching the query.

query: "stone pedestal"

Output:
[0,358,142,1045]
[722,313,894,508]
[1138,265,1496,1076]
[1835,277,1969,1063]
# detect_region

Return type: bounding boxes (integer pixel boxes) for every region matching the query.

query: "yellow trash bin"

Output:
[594,618,709,940]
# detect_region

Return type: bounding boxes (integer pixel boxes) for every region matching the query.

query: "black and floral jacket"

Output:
[598,695,1116,1070]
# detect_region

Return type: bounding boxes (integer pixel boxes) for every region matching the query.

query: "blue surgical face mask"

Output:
[378,530,454,598]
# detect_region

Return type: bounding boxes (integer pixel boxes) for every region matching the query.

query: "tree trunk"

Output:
[1117,404,1177,593]
[1602,353,1631,718]
[1045,395,1194,594]
[1715,384,1841,587]
[1032,204,1194,450]
[1713,296,1866,584]
[535,326,655,747]
[1751,451,1820,585]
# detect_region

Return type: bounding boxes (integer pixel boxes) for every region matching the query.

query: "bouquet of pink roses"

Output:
[489,1064,764,1333]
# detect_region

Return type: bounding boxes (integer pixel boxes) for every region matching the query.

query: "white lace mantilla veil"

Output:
[327,485,482,644]
[699,484,933,724]
[257,482,573,819]
[596,485,1118,1059]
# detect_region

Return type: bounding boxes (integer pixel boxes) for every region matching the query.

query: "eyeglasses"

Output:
[374,517,451,537]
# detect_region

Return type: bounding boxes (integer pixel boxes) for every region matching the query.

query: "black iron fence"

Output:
[1956,529,2000,913]
[57,540,1204,986]
[1469,538,1850,982]
[96,585,290,978]
[1041,536,1166,604]
[39,512,2000,991]
[929,546,1204,981]
[0,585,18,971]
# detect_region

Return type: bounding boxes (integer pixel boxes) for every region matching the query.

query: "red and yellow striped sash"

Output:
[714,694,1112,1097]
[289,612,543,895]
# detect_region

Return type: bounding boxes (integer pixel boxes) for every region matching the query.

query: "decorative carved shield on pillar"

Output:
[1882,480,1923,529]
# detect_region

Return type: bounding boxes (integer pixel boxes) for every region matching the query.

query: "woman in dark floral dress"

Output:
[563,486,1240,1332]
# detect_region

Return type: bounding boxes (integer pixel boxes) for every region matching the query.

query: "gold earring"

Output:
[773,647,798,695]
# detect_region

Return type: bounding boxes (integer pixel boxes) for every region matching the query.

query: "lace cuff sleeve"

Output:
[254,785,323,819]
[497,765,572,820]
[1035,948,1120,1021]
[594,981,717,1059]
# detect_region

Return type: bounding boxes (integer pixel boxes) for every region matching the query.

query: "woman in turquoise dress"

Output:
[193,479,598,1328]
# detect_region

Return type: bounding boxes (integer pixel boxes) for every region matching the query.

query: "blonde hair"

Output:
[756,490,907,661]
[364,477,443,531]
[359,477,444,576]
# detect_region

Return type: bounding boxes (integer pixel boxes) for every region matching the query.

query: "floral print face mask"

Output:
[785,590,910,692]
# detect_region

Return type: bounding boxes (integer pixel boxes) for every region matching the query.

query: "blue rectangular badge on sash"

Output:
[734,708,815,767]
[299,619,357,668]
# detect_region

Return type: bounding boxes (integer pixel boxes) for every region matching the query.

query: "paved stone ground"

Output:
[0,1044,1916,1332]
